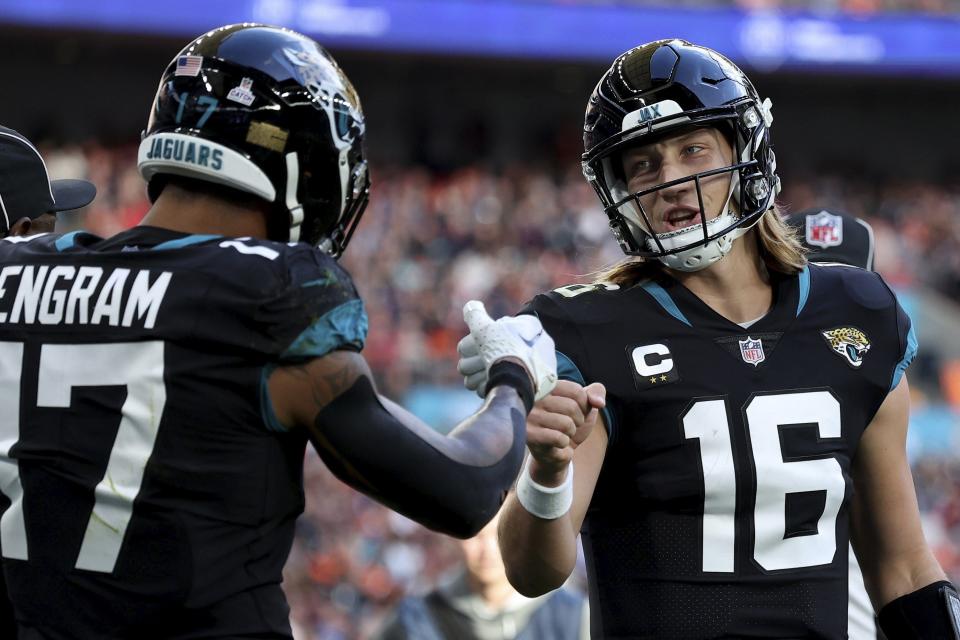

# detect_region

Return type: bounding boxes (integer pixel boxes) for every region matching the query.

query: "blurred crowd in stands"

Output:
[39,140,960,638]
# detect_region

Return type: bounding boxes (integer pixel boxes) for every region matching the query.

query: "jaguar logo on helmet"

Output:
[282,47,341,89]
[136,24,370,257]
[280,45,360,147]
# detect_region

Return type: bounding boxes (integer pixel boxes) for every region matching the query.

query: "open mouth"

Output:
[661,208,701,232]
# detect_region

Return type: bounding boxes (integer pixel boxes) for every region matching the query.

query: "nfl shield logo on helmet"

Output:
[805,210,843,248]
[739,337,765,367]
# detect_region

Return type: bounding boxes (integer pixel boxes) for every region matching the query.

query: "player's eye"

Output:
[683,144,706,156]
[628,158,654,176]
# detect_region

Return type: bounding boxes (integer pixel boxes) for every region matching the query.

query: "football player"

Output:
[460,40,955,637]
[0,25,555,639]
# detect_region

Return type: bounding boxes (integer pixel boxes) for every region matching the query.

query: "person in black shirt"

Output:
[461,40,956,638]
[0,124,96,639]
[0,125,96,236]
[0,25,555,639]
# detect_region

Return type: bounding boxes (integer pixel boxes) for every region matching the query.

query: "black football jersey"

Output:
[521,264,915,639]
[0,227,367,639]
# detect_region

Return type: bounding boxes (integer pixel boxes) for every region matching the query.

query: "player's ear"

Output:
[7,217,32,237]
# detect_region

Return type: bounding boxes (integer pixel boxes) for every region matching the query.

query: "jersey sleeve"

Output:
[264,245,368,363]
[259,245,368,433]
[520,292,618,440]
[890,296,917,392]
[861,270,918,393]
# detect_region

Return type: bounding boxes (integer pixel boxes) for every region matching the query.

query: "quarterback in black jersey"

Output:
[0,25,558,639]
[460,41,956,638]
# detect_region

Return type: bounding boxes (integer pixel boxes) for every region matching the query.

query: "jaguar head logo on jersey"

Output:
[805,211,843,249]
[738,337,765,367]
[822,327,871,368]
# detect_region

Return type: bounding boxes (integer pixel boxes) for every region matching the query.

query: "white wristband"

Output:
[516,457,573,520]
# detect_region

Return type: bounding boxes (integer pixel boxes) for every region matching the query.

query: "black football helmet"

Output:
[582,39,780,271]
[138,24,369,256]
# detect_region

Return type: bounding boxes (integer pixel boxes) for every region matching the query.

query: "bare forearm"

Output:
[852,378,949,611]
[868,547,947,609]
[497,382,609,597]
[498,491,579,596]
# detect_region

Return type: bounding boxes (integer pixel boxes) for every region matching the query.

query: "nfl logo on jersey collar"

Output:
[805,210,843,248]
[738,337,765,366]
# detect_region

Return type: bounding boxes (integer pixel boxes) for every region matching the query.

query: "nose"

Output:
[656,159,693,201]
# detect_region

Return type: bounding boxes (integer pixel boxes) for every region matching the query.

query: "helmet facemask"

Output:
[581,40,780,272]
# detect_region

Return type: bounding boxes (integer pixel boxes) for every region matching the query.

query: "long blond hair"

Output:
[594,205,807,287]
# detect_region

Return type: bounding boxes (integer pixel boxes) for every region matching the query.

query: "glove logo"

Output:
[460,301,558,402]
[520,331,542,348]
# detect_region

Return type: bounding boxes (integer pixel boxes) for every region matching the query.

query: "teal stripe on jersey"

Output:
[259,365,287,432]
[557,350,615,441]
[55,230,82,252]
[282,298,368,360]
[151,234,221,250]
[891,322,918,391]
[639,281,691,327]
[262,299,369,431]
[797,265,811,317]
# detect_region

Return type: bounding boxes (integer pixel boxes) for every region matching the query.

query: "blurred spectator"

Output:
[0,126,96,236]
[284,452,464,639]
[0,124,97,640]
[373,510,589,640]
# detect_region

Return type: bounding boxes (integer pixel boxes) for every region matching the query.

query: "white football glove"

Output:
[459,300,558,402]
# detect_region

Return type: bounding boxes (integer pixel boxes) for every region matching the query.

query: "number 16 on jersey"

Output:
[683,390,846,573]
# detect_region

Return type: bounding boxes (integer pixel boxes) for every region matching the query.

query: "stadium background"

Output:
[2,0,960,637]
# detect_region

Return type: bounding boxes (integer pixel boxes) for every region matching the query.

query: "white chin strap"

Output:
[643,167,742,272]
[285,152,304,243]
[645,147,761,272]
[648,210,747,272]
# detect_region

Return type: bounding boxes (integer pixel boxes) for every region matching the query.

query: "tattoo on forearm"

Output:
[309,360,357,408]
[287,351,366,411]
